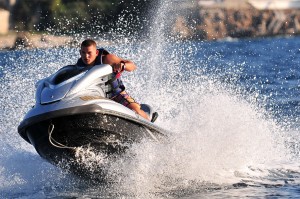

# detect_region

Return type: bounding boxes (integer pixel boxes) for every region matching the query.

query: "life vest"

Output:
[76,48,125,98]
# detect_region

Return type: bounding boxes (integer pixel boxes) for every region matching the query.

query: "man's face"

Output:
[80,45,98,66]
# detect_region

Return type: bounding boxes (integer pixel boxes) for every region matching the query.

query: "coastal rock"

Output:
[173,7,300,40]
[13,32,34,49]
[0,33,77,50]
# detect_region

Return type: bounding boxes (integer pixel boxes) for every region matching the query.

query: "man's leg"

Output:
[112,92,152,121]
[128,103,150,121]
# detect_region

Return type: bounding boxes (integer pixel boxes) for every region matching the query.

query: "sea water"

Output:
[1,36,300,198]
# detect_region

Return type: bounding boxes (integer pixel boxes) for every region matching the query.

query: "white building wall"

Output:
[0,9,9,34]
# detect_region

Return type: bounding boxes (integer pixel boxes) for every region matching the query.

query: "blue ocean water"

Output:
[202,37,300,118]
[1,36,300,198]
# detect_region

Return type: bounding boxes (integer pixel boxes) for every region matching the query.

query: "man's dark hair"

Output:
[81,39,96,48]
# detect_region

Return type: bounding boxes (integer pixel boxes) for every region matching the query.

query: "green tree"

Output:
[11,0,154,36]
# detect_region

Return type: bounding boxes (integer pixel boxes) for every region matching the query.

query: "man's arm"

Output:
[104,53,137,72]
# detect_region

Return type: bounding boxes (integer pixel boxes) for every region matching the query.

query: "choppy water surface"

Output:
[1,36,300,198]
[2,0,300,197]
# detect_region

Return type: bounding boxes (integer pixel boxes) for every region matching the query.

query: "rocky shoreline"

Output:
[174,8,300,40]
[0,32,114,50]
[0,32,78,50]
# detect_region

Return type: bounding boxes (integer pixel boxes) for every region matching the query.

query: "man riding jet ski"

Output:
[17,40,165,177]
[77,39,158,122]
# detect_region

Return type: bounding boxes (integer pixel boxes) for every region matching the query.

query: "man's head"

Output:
[80,39,99,66]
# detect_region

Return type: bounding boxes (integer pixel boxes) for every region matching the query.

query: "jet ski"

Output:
[18,64,167,177]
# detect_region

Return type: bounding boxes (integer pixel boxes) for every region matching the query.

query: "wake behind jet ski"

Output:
[18,64,167,178]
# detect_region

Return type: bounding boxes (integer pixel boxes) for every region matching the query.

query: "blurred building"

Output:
[0,0,17,34]
[198,0,251,9]
[0,8,9,34]
[248,0,300,10]
[199,0,300,10]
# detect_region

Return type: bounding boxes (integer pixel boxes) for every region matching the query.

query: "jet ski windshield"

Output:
[37,64,112,104]
[49,65,86,85]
